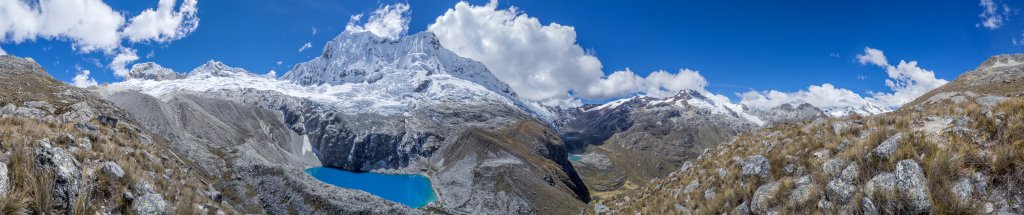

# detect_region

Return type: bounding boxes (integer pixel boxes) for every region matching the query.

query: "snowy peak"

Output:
[127,62,183,81]
[189,60,252,78]
[820,102,890,117]
[281,31,518,100]
[582,90,765,126]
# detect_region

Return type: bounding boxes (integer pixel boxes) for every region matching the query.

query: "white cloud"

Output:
[428,1,713,105]
[312,26,317,36]
[276,61,283,65]
[109,48,140,77]
[742,47,947,110]
[869,59,948,107]
[72,70,98,88]
[0,0,125,52]
[741,84,874,110]
[856,47,888,67]
[265,70,277,78]
[122,0,200,43]
[298,42,312,52]
[0,45,5,55]
[0,0,199,77]
[345,3,410,40]
[978,0,1012,30]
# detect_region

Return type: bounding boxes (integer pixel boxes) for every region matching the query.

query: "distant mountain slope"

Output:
[591,54,1024,214]
[104,30,589,214]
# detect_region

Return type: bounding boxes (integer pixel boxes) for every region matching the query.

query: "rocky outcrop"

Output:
[35,139,83,212]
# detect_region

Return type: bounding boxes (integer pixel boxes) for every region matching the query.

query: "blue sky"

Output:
[1,0,1022,106]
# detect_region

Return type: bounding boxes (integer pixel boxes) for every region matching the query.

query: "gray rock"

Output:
[826,178,856,204]
[862,197,879,215]
[138,134,153,145]
[732,201,750,215]
[578,152,613,170]
[704,188,716,200]
[741,155,770,178]
[873,134,902,159]
[24,101,54,113]
[134,181,156,195]
[952,177,973,206]
[35,140,83,212]
[100,161,125,178]
[790,176,815,205]
[895,160,931,212]
[79,138,92,151]
[864,172,896,197]
[593,203,610,214]
[680,161,694,172]
[0,162,8,196]
[58,102,95,124]
[840,162,860,182]
[131,193,167,215]
[685,180,700,193]
[783,164,796,175]
[823,159,846,177]
[751,182,780,214]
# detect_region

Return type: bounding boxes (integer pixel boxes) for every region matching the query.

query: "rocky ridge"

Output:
[589,54,1024,214]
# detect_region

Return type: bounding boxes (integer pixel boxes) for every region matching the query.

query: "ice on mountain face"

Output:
[576,90,765,126]
[127,62,183,81]
[820,102,891,117]
[107,32,537,118]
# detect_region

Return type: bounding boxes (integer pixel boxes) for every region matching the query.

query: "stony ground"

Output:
[591,93,1024,214]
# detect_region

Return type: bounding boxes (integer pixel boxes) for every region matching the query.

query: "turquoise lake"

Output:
[305,167,438,208]
[569,154,582,161]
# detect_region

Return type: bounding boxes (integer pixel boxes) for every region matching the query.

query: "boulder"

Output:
[35,140,83,212]
[952,177,973,206]
[826,178,856,204]
[822,159,846,177]
[789,176,815,205]
[741,155,770,178]
[894,160,931,212]
[864,172,896,197]
[732,201,750,215]
[100,161,125,178]
[862,197,879,215]
[872,134,902,160]
[840,162,860,182]
[0,162,8,196]
[751,182,780,214]
[132,193,167,215]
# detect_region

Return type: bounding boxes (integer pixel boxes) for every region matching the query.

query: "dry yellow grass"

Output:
[0,116,232,214]
[592,96,1024,215]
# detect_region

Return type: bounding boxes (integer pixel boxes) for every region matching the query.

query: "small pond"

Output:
[305,167,437,208]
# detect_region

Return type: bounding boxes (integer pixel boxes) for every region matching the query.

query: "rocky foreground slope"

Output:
[591,54,1024,214]
[0,55,231,214]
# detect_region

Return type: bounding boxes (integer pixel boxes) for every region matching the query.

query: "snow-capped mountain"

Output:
[819,101,891,117]
[104,30,589,214]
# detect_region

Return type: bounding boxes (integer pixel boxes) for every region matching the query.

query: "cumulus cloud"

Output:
[264,70,277,78]
[0,0,125,52]
[740,84,874,110]
[109,48,140,77]
[298,42,312,52]
[868,57,948,107]
[856,47,888,67]
[428,1,710,105]
[122,0,200,43]
[72,70,98,88]
[978,0,1012,30]
[345,3,410,40]
[0,0,200,77]
[742,47,947,110]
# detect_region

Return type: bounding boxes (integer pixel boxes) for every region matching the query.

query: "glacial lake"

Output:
[569,154,583,161]
[305,167,437,208]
